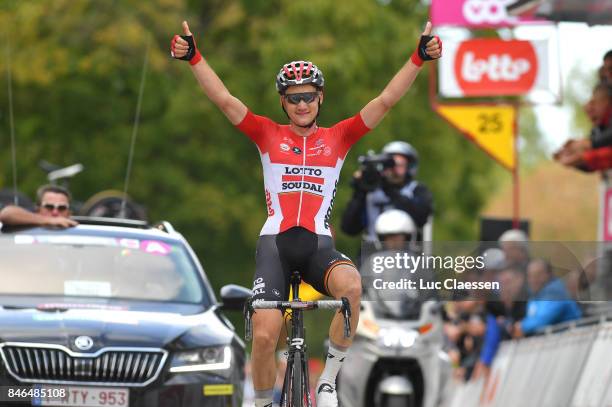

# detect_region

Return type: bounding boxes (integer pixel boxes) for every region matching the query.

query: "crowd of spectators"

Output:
[443,229,583,382]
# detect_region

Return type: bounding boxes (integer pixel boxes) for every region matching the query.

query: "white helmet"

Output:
[375,209,416,236]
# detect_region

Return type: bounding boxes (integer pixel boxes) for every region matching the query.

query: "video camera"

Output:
[357,151,396,192]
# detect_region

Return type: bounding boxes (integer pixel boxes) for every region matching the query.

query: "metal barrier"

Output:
[445,320,612,407]
[447,378,484,407]
[570,322,612,407]
[480,341,514,406]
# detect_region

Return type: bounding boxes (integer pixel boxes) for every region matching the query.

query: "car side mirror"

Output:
[220,284,252,311]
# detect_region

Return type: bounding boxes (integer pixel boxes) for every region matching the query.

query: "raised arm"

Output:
[171,21,247,125]
[360,22,441,129]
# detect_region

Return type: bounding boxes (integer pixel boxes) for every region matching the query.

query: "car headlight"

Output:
[169,345,232,373]
[377,327,418,348]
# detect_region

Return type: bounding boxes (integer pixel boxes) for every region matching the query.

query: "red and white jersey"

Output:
[237,111,370,236]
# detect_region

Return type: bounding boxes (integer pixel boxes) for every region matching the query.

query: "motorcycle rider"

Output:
[375,208,417,251]
[363,209,433,314]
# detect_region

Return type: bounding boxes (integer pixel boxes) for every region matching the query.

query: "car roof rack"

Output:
[71,216,149,229]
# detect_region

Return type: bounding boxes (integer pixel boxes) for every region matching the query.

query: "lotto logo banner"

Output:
[431,0,541,27]
[438,39,550,98]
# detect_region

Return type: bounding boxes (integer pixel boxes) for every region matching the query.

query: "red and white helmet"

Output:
[275,61,324,94]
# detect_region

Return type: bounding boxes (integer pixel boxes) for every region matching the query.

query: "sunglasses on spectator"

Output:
[284,92,319,105]
[41,202,70,212]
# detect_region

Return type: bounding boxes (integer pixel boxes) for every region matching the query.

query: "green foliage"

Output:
[519,106,547,171]
[0,0,507,353]
[565,64,598,137]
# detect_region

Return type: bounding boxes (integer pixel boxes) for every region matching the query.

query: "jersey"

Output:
[237,110,370,236]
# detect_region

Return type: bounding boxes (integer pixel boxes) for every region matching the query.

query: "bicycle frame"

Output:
[282,271,310,407]
[244,271,351,407]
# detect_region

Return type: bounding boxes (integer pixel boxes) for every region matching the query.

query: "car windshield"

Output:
[0,232,207,305]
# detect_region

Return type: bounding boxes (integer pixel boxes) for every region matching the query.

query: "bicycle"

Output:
[244,271,352,407]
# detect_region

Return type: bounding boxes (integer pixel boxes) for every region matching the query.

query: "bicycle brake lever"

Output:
[340,297,352,317]
[341,297,351,338]
[244,297,255,341]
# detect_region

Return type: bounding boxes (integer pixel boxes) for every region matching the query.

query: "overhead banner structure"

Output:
[506,0,612,25]
[438,38,553,98]
[435,104,517,170]
[431,0,543,27]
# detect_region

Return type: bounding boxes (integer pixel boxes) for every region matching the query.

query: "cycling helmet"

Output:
[375,209,416,237]
[382,141,419,177]
[276,61,324,94]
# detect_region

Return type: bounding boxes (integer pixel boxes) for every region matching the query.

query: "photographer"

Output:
[341,141,433,241]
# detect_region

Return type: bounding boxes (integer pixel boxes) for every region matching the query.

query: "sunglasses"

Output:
[41,202,70,212]
[284,92,319,105]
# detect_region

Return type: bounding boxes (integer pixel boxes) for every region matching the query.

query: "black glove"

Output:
[417,35,436,61]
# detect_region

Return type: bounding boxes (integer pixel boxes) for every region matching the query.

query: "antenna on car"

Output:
[120,35,150,218]
[6,38,19,205]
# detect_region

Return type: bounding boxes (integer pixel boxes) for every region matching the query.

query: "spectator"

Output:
[513,259,582,337]
[444,300,486,381]
[599,65,607,84]
[498,229,530,272]
[473,266,527,379]
[565,270,583,301]
[341,141,433,242]
[555,83,612,169]
[481,247,506,283]
[565,257,598,301]
[602,49,612,84]
[0,184,77,229]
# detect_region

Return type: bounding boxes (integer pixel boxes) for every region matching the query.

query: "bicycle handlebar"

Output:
[244,297,352,341]
[251,299,344,310]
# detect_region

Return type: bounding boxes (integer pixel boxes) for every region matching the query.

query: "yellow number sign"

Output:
[436,104,517,170]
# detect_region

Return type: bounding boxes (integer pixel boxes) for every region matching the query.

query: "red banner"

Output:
[439,39,548,98]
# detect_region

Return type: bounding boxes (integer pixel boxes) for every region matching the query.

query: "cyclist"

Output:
[171,20,441,407]
[0,185,77,229]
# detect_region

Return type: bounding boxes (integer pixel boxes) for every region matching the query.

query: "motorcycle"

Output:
[338,251,451,407]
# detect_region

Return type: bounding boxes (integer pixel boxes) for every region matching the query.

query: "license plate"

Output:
[35,386,129,406]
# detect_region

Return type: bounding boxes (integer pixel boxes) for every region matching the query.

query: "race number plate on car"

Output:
[36,386,129,406]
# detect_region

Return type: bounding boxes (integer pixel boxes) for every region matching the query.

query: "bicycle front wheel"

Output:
[291,351,303,407]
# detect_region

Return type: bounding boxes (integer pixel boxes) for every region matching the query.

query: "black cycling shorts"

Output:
[252,227,355,301]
